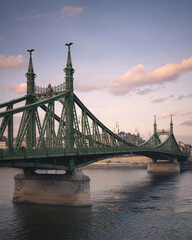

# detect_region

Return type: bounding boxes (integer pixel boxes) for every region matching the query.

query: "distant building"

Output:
[118,131,144,145]
[178,141,192,155]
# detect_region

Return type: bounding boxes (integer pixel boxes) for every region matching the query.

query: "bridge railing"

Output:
[35,83,66,95]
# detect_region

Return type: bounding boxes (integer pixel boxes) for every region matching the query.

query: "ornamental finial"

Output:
[65,43,73,49]
[27,49,34,55]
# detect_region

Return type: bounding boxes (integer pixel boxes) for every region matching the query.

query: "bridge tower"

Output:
[26,49,36,149]
[13,44,91,206]
[26,49,36,95]
[153,115,158,146]
[153,115,157,134]
[170,114,173,134]
[64,43,75,149]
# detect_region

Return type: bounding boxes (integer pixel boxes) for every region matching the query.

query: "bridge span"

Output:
[0,44,188,206]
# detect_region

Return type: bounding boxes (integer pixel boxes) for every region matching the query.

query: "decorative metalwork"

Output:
[35,83,66,95]
[0,44,188,171]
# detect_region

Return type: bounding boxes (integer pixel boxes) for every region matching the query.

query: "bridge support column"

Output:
[13,168,91,206]
[147,160,180,173]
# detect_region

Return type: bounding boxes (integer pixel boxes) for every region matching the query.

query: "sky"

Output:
[0,0,192,144]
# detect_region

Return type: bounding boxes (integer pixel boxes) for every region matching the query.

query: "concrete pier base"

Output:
[13,168,91,206]
[147,162,180,173]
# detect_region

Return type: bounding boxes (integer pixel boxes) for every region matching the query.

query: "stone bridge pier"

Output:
[147,159,180,173]
[13,168,91,206]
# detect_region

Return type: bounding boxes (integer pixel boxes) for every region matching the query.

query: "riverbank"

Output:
[83,156,192,170]
[83,156,151,169]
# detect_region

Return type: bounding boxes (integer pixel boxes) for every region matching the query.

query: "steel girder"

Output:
[0,90,187,169]
[0,45,188,170]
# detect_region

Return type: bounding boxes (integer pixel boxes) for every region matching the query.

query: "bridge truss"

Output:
[0,46,187,171]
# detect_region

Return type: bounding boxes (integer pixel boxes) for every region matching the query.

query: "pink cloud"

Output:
[180,112,192,117]
[4,82,26,94]
[15,7,83,21]
[110,56,192,95]
[136,88,152,95]
[61,6,83,18]
[177,93,192,100]
[76,81,106,92]
[180,119,192,126]
[151,95,173,104]
[0,54,27,72]
[76,74,93,81]
[76,75,112,92]
[157,112,174,119]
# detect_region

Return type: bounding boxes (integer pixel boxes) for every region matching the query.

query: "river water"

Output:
[0,168,192,240]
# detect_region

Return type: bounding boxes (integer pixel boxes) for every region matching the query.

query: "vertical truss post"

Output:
[73,104,81,148]
[170,115,174,152]
[65,94,74,149]
[37,106,50,149]
[15,109,35,151]
[35,110,46,148]
[81,110,86,147]
[26,107,36,149]
[92,121,96,146]
[8,104,13,150]
[55,99,66,148]
[64,43,75,149]
[47,102,54,149]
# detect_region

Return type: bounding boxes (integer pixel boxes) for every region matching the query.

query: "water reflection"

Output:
[88,169,179,205]
[0,168,192,240]
[12,204,92,240]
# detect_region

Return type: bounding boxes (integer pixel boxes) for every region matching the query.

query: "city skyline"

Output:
[0,0,192,144]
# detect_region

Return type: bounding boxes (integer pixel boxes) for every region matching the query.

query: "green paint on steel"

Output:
[26,49,36,95]
[64,43,75,149]
[0,44,188,171]
[25,49,36,148]
[170,115,173,133]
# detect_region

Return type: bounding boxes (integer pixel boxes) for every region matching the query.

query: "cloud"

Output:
[0,54,27,72]
[176,93,192,100]
[61,6,83,18]
[157,112,175,119]
[180,112,192,117]
[76,74,93,81]
[180,119,192,126]
[136,88,152,95]
[151,95,173,103]
[110,56,192,95]
[76,80,106,92]
[15,6,83,21]
[4,82,26,94]
[76,75,112,92]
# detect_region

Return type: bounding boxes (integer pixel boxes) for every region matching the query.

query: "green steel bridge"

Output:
[0,45,188,172]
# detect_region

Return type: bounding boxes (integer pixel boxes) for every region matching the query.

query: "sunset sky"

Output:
[0,0,192,144]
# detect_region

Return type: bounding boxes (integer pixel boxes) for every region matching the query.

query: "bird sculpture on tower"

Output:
[65,43,73,49]
[27,49,34,55]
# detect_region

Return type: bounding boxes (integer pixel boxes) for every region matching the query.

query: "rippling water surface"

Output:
[0,168,192,240]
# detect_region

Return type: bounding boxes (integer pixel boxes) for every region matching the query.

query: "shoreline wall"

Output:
[83,156,151,169]
[83,156,192,170]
